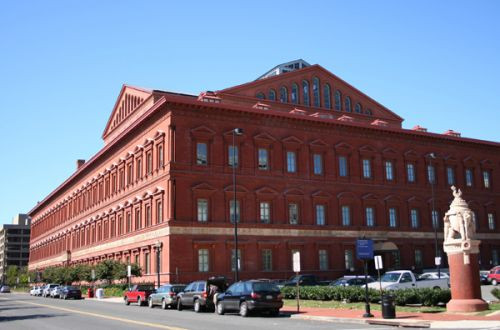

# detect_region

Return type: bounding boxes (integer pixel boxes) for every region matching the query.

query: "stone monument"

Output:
[443,186,488,312]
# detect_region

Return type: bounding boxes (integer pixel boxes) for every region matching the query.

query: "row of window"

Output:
[255,77,373,115]
[197,198,497,230]
[197,141,493,189]
[32,133,166,240]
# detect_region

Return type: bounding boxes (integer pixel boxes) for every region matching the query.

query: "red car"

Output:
[124,284,156,306]
[487,266,500,285]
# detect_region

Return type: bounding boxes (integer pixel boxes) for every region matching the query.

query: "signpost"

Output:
[374,255,383,292]
[356,239,374,318]
[435,257,442,279]
[292,251,301,313]
[127,265,132,290]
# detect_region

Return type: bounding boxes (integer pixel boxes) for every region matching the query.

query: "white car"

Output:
[367,270,449,291]
[30,286,39,296]
[418,272,450,280]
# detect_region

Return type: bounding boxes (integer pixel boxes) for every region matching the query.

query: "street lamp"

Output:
[428,152,441,279]
[155,241,162,289]
[232,128,243,282]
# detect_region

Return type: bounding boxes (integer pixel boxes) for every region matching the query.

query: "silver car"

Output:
[43,284,59,297]
[50,286,62,298]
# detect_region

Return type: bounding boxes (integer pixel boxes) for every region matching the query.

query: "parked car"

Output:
[418,272,450,280]
[283,274,323,287]
[33,286,43,296]
[215,280,283,317]
[480,272,489,285]
[30,286,39,295]
[487,266,500,285]
[330,276,375,287]
[177,276,228,312]
[42,284,59,297]
[0,285,11,293]
[60,286,82,300]
[366,270,449,290]
[124,284,156,306]
[148,284,186,309]
[50,285,62,298]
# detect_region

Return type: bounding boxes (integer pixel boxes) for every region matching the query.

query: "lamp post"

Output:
[155,241,162,289]
[232,128,243,282]
[429,152,441,279]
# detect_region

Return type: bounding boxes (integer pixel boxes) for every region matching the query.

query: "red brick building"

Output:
[28,60,500,283]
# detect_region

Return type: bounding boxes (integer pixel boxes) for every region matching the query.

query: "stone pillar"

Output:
[443,186,488,312]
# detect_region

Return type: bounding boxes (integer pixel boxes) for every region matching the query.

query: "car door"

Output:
[399,272,414,289]
[183,282,196,306]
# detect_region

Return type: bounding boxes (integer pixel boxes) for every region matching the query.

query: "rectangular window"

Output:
[427,165,436,184]
[146,152,153,174]
[447,167,455,185]
[231,249,241,272]
[339,156,348,177]
[198,249,209,272]
[118,215,123,235]
[127,164,133,185]
[483,171,491,188]
[197,199,208,222]
[319,249,328,271]
[126,212,131,233]
[465,168,473,187]
[229,200,240,223]
[145,205,151,227]
[392,250,401,269]
[287,151,297,173]
[472,211,479,230]
[135,208,141,230]
[289,203,299,224]
[145,252,150,274]
[228,145,239,167]
[415,249,423,268]
[344,249,354,270]
[262,249,272,271]
[407,163,415,183]
[258,148,269,170]
[316,205,325,226]
[156,200,163,223]
[385,161,394,181]
[341,205,351,226]
[119,170,125,190]
[492,249,499,266]
[260,202,270,224]
[362,159,371,178]
[488,213,495,230]
[196,142,208,165]
[366,207,375,227]
[432,210,439,229]
[410,209,419,228]
[134,254,139,266]
[136,159,142,179]
[158,145,164,168]
[389,208,397,227]
[313,154,323,175]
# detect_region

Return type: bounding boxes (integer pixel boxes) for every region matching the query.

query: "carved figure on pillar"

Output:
[443,186,487,312]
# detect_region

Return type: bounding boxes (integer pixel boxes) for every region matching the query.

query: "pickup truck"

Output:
[367,270,449,291]
[283,274,327,287]
[124,284,156,306]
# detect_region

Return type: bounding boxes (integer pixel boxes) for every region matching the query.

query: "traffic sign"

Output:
[356,239,374,260]
[293,251,301,272]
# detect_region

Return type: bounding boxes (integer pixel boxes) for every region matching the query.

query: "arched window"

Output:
[269,89,276,101]
[323,84,331,109]
[291,83,299,104]
[279,86,288,103]
[345,96,352,112]
[312,77,320,107]
[366,108,373,116]
[334,90,342,111]
[302,80,310,106]
[355,103,362,113]
[256,92,265,100]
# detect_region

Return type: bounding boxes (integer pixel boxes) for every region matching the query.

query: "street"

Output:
[0,293,394,330]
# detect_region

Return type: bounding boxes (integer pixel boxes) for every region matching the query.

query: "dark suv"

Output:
[177,277,227,312]
[215,280,283,317]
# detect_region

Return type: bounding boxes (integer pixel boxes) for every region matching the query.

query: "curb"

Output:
[290,314,431,328]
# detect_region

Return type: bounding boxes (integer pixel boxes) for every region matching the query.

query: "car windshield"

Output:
[252,282,280,292]
[138,285,154,291]
[66,286,78,290]
[380,273,401,282]
[331,279,347,286]
[171,286,185,293]
[287,275,300,282]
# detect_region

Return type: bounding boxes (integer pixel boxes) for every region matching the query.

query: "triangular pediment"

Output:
[217,64,403,125]
[253,132,276,142]
[282,135,303,145]
[255,186,279,195]
[102,85,153,142]
[309,139,328,147]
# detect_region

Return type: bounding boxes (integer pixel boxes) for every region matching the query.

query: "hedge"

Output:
[280,286,451,307]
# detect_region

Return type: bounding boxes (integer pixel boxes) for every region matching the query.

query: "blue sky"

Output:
[0,1,499,225]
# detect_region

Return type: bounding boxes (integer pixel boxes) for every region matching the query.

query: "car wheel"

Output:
[125,297,130,306]
[64,295,68,300]
[194,299,202,313]
[433,286,441,290]
[216,301,225,315]
[137,297,142,306]
[162,299,167,310]
[239,302,249,317]
[149,298,154,308]
[493,279,498,286]
[177,299,183,311]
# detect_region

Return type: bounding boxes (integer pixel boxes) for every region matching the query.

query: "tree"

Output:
[95,260,119,284]
[5,265,18,286]
[74,264,92,283]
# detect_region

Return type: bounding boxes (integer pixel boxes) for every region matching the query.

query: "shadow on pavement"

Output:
[0,313,64,322]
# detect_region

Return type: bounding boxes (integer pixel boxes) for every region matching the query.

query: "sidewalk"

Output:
[87,295,500,329]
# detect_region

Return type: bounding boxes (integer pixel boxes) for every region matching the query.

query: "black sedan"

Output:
[216,280,282,317]
[59,285,82,299]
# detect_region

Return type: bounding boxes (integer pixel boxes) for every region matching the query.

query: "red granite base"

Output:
[446,299,488,312]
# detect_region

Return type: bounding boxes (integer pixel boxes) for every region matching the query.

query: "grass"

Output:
[283,299,446,313]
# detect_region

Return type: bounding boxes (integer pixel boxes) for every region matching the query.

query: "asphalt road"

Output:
[0,293,395,330]
[481,284,498,302]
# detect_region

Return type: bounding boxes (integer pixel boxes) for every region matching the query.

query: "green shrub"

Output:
[492,288,500,300]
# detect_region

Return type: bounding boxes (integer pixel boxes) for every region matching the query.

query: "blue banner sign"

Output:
[356,239,374,260]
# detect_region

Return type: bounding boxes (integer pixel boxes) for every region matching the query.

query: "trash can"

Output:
[87,288,94,298]
[381,294,396,319]
[96,288,104,299]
